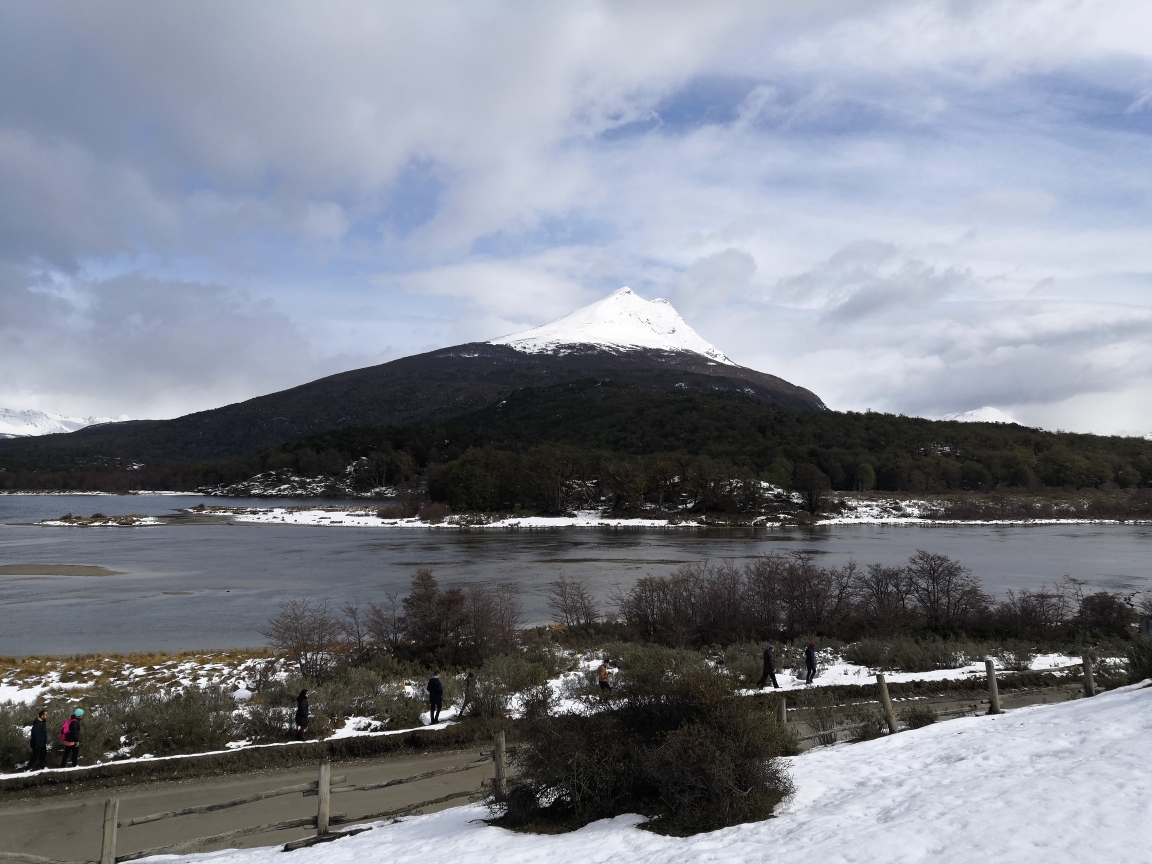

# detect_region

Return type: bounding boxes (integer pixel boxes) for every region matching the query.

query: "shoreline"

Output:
[28,503,1152,529]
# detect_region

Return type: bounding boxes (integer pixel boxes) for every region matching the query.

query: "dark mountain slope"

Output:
[0,344,823,462]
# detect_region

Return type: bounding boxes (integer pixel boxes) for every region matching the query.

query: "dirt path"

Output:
[0,748,492,862]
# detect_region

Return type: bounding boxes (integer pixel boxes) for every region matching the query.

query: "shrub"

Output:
[494,664,797,836]
[464,654,547,720]
[996,642,1036,672]
[846,707,886,743]
[899,703,938,729]
[0,703,30,772]
[238,703,291,744]
[1127,637,1152,684]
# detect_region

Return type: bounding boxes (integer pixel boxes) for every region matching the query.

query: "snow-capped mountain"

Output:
[0,289,824,461]
[0,408,130,439]
[491,287,734,365]
[940,407,1017,424]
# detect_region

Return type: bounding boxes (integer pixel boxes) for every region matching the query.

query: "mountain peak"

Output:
[490,287,734,364]
[0,407,130,438]
[940,406,1017,424]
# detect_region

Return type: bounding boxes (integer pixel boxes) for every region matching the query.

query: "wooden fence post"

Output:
[493,731,506,799]
[876,674,898,734]
[316,756,331,835]
[100,798,119,864]
[985,658,1001,715]
[777,696,787,725]
[1082,654,1096,697]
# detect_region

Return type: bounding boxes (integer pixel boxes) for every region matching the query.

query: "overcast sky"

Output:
[2,1,1152,434]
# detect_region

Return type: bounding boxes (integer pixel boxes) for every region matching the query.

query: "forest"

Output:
[2,382,1151,517]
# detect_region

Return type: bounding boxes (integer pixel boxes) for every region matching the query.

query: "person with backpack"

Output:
[295,689,310,740]
[28,709,48,771]
[59,708,83,767]
[805,642,818,684]
[757,646,779,689]
[427,673,443,723]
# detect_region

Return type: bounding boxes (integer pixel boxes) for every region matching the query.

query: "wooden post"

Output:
[876,674,898,734]
[100,799,119,864]
[1082,654,1096,697]
[492,731,506,799]
[316,756,331,835]
[777,696,787,725]
[985,658,1001,715]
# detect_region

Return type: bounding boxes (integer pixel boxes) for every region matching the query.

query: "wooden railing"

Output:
[2,738,505,864]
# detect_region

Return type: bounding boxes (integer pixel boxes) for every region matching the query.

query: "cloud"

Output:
[0,1,1151,434]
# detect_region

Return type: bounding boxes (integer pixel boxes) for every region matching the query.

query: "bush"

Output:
[0,703,30,772]
[238,703,290,744]
[846,707,886,743]
[464,654,547,720]
[493,664,797,836]
[1127,637,1152,684]
[899,703,938,729]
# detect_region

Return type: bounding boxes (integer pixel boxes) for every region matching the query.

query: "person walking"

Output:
[427,673,444,723]
[757,646,779,689]
[59,708,83,768]
[805,642,818,684]
[28,709,48,771]
[597,661,613,698]
[295,689,310,740]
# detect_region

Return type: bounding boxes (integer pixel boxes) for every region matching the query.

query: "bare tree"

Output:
[260,598,340,682]
[854,563,916,633]
[493,582,524,647]
[905,550,989,633]
[340,601,373,665]
[548,575,599,629]
[366,593,404,651]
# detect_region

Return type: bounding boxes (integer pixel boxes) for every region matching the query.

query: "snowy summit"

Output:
[941,406,1017,424]
[490,287,734,365]
[0,408,129,439]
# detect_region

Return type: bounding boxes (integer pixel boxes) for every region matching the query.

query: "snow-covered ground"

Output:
[152,682,1152,864]
[180,506,700,529]
[490,287,735,365]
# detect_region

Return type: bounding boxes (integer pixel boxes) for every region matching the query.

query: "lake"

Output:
[2,494,1150,655]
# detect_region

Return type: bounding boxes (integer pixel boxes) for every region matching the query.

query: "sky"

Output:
[2,1,1152,435]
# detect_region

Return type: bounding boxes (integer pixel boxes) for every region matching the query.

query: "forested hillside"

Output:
[2,382,1151,515]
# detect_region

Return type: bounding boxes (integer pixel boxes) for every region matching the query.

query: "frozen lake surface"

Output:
[2,494,1151,655]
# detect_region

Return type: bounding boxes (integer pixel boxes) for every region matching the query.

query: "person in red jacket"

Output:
[59,708,83,768]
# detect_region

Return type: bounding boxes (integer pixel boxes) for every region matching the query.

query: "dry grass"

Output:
[0,648,274,694]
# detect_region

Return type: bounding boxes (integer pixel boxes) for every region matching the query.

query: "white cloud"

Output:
[0,1,1151,433]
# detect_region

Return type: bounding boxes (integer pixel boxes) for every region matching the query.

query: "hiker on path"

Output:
[59,709,82,767]
[295,689,310,740]
[757,646,780,689]
[427,672,444,723]
[28,709,47,771]
[598,661,613,698]
[805,642,818,684]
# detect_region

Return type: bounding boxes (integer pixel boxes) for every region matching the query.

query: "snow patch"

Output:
[939,406,1017,424]
[490,287,734,364]
[0,407,130,438]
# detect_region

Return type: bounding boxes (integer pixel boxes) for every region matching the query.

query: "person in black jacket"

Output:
[805,642,818,684]
[295,689,310,740]
[60,708,82,767]
[427,673,443,724]
[757,646,780,689]
[28,709,48,771]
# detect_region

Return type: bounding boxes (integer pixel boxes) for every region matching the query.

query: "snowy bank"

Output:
[159,683,1152,864]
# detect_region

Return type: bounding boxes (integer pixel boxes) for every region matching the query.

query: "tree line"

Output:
[4,382,1152,506]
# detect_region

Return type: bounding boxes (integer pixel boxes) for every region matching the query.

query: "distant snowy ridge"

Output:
[939,406,1017,424]
[0,407,130,438]
[491,287,735,365]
